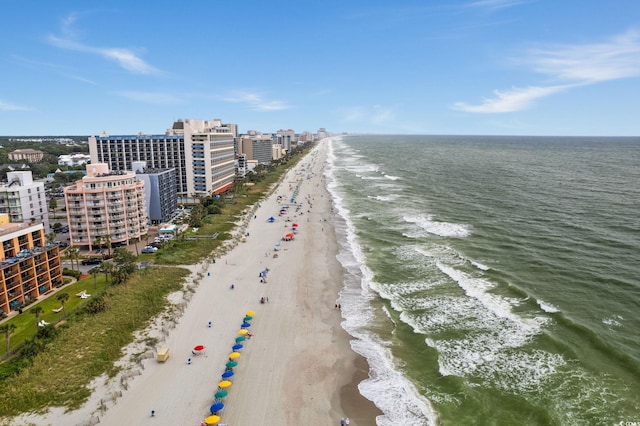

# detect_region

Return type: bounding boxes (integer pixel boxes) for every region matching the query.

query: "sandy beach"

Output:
[10,141,381,426]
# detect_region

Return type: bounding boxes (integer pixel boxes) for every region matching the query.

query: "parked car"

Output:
[81,257,104,265]
[141,246,158,254]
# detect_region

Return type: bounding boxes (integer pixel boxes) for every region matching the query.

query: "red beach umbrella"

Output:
[194,345,205,351]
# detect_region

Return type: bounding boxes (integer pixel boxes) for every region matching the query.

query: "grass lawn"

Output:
[0,266,189,416]
[1,274,109,356]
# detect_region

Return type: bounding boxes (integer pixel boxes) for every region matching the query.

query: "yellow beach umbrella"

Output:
[246,310,256,316]
[204,414,221,424]
[237,329,248,335]
[217,380,232,388]
[228,352,240,359]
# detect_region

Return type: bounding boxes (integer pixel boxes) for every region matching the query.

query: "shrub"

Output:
[62,268,81,279]
[85,296,108,314]
[21,339,44,358]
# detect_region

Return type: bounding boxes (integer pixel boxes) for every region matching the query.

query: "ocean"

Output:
[325,135,640,426]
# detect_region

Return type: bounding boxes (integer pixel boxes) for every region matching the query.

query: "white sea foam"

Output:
[538,300,560,313]
[384,174,401,180]
[404,214,471,238]
[470,260,490,271]
[368,194,397,202]
[602,316,623,327]
[326,139,438,425]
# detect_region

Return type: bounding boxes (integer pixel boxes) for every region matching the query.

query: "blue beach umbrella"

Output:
[232,344,243,351]
[221,370,234,379]
[241,322,251,328]
[210,402,225,413]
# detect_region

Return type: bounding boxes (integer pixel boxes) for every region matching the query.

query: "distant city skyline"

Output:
[1,1,640,136]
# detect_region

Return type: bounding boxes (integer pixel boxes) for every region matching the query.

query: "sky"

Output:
[1,0,640,136]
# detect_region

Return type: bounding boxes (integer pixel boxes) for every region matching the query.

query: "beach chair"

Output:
[52,306,64,313]
[76,290,86,297]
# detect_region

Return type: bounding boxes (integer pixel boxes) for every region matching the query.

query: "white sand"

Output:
[7,141,381,426]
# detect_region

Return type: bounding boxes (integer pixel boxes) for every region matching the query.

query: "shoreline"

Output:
[6,140,382,425]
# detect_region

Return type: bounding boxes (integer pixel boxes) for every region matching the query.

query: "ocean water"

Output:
[325,135,640,425]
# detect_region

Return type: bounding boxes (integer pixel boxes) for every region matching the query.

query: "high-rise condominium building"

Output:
[88,118,237,198]
[0,171,49,231]
[0,220,63,315]
[64,164,148,250]
[132,161,178,225]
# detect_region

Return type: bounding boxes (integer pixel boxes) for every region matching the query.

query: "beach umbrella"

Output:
[193,345,205,351]
[235,336,246,343]
[292,223,298,227]
[241,322,251,328]
[237,329,248,335]
[210,402,225,413]
[221,370,234,379]
[246,310,256,316]
[243,315,253,321]
[228,352,240,359]
[204,414,220,425]
[214,390,228,399]
[226,361,238,368]
[232,344,243,351]
[217,380,232,388]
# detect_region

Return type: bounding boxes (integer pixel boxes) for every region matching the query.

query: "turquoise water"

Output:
[326,135,640,425]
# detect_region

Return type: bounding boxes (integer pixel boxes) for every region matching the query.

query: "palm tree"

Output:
[130,237,140,256]
[93,237,103,253]
[31,306,44,329]
[56,292,70,316]
[105,235,112,259]
[0,323,17,353]
[100,262,116,286]
[67,247,81,272]
[90,266,99,290]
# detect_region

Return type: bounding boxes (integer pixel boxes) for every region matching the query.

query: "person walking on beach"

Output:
[345,418,350,425]
[340,418,345,425]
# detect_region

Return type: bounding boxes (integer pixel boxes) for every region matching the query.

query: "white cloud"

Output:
[452,84,571,113]
[0,100,31,111]
[47,13,161,76]
[115,91,182,105]
[222,91,291,111]
[524,29,640,83]
[454,29,640,113]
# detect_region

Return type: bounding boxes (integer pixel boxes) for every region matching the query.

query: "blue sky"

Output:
[1,0,640,136]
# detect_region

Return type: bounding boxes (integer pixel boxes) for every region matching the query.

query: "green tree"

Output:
[48,198,57,212]
[113,248,136,275]
[66,247,81,271]
[56,292,70,316]
[129,237,140,256]
[100,261,116,285]
[0,323,17,353]
[105,235,112,258]
[90,266,100,290]
[31,306,44,330]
